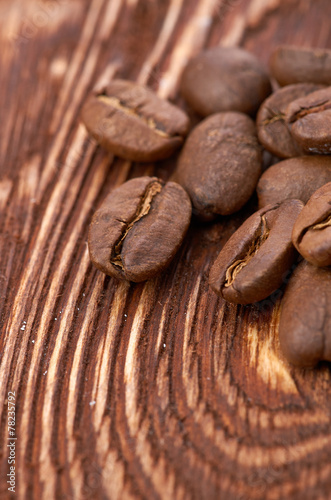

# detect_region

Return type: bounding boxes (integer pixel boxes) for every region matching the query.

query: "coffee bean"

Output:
[209,200,303,305]
[285,86,331,154]
[257,156,331,208]
[173,112,262,220]
[81,80,190,162]
[180,47,272,117]
[88,177,191,282]
[279,260,331,367]
[270,46,331,86]
[292,182,331,267]
[257,83,324,158]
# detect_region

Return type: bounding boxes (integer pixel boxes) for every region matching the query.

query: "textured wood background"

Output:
[1,0,331,499]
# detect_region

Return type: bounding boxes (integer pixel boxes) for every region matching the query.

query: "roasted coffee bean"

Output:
[257,156,331,208]
[81,80,190,162]
[270,46,331,86]
[180,46,272,117]
[292,182,331,267]
[285,86,331,154]
[209,200,303,305]
[174,112,262,220]
[88,177,191,282]
[257,83,324,158]
[279,260,331,368]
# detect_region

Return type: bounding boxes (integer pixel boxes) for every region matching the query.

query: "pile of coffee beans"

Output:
[81,45,331,369]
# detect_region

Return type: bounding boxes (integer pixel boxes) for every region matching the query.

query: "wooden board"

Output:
[1,0,331,498]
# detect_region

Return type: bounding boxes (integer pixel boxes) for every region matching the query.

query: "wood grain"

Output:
[1,0,331,499]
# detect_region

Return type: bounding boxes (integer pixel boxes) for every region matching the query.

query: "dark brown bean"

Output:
[257,156,331,208]
[209,200,303,305]
[279,260,331,368]
[180,47,272,117]
[88,177,191,282]
[270,46,331,86]
[81,80,190,162]
[256,83,324,158]
[292,182,331,267]
[173,112,262,220]
[285,86,331,154]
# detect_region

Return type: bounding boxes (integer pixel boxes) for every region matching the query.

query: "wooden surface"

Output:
[1,0,331,499]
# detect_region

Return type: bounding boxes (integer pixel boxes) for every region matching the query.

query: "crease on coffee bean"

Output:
[111,180,163,270]
[297,212,331,244]
[261,111,285,126]
[224,214,270,288]
[289,99,331,122]
[313,213,331,229]
[97,94,170,138]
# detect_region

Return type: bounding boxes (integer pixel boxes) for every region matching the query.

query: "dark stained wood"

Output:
[1,0,331,499]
